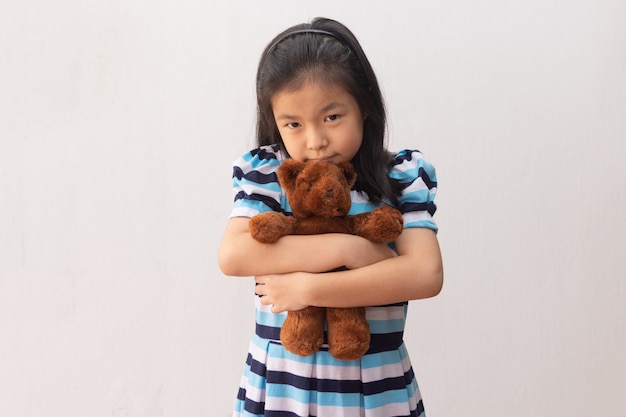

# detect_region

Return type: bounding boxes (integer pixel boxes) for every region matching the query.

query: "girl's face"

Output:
[271,81,364,163]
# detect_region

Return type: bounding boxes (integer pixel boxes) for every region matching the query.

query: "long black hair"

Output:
[255,17,402,205]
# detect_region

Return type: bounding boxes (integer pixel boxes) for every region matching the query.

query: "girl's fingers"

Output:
[255,283,266,296]
[254,276,266,296]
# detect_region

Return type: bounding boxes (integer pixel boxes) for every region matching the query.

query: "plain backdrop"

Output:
[1,1,625,416]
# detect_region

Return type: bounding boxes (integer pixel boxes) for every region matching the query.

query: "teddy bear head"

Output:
[277,159,357,218]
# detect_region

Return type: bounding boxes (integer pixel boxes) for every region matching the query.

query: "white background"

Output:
[1,1,625,416]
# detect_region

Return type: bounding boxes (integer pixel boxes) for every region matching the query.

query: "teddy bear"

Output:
[248,159,403,360]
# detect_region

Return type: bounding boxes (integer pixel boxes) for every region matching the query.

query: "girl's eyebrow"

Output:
[275,113,297,121]
[320,101,346,113]
[275,102,346,121]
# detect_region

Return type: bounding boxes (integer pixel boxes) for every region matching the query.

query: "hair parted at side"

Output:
[255,17,403,205]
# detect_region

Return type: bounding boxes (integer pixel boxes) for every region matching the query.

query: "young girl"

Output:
[219,17,443,417]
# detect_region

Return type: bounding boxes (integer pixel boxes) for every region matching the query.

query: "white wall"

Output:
[1,1,625,416]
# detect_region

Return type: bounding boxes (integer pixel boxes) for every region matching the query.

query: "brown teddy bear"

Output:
[249,159,403,360]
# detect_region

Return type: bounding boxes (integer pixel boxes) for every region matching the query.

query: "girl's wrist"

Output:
[300,272,319,307]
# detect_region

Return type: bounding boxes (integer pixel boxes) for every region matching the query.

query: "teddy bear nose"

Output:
[326,189,334,199]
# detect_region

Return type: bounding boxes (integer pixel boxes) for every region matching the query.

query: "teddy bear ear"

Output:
[277,159,305,189]
[337,161,357,186]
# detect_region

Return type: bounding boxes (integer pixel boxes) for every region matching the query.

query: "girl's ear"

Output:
[337,161,357,187]
[277,159,305,190]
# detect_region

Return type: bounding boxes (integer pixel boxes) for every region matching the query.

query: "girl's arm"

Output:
[254,227,443,312]
[218,217,398,277]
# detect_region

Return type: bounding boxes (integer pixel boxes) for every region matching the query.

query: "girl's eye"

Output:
[325,114,339,122]
[287,122,301,129]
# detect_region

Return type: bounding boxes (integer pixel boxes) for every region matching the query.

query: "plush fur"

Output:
[249,159,403,360]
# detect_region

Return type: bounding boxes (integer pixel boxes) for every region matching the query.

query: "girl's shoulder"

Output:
[233,144,286,174]
[388,149,437,186]
[230,145,287,217]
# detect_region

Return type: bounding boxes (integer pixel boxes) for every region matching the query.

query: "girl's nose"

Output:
[306,128,328,150]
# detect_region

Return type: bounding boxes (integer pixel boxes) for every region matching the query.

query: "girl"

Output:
[219,17,443,417]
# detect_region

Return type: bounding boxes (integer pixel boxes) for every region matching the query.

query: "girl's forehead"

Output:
[273,80,349,102]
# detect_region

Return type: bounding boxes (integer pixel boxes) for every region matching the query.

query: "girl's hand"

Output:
[343,239,398,270]
[255,272,312,313]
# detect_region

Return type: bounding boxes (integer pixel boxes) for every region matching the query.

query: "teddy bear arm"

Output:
[348,206,404,243]
[249,212,297,243]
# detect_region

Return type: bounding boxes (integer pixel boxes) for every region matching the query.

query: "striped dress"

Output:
[229,145,438,417]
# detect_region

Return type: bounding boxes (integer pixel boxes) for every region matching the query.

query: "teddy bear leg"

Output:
[280,307,325,357]
[326,307,370,360]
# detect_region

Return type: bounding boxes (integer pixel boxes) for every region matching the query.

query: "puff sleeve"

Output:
[389,149,438,233]
[229,145,286,218]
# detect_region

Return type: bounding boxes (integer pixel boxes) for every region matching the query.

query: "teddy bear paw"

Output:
[352,205,403,243]
[249,212,296,243]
